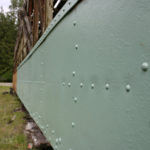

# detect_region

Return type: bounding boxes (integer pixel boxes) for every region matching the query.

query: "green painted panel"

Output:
[17,0,150,150]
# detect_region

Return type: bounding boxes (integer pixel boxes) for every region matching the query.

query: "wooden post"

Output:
[45,0,53,28]
[33,0,39,45]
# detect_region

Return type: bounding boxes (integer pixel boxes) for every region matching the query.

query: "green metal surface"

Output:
[17,0,150,149]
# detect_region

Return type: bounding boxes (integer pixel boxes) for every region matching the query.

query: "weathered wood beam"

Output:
[33,0,39,45]
[45,0,53,28]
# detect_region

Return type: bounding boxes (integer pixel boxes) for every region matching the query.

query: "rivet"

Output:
[68,82,71,87]
[54,145,58,150]
[48,137,51,141]
[80,83,83,88]
[56,138,59,145]
[68,2,71,5]
[52,130,55,134]
[75,44,78,50]
[91,83,95,89]
[62,82,65,86]
[63,9,65,12]
[72,71,76,76]
[73,21,76,26]
[142,62,149,71]
[73,97,78,103]
[72,122,75,128]
[58,137,62,144]
[105,83,110,90]
[126,84,131,92]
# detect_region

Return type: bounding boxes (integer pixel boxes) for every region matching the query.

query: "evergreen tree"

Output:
[0,0,23,82]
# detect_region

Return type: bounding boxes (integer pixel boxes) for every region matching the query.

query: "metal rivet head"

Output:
[142,62,149,71]
[62,82,65,86]
[48,137,51,141]
[73,97,78,103]
[73,21,77,26]
[51,130,55,134]
[91,83,95,89]
[75,44,78,50]
[72,71,76,76]
[105,83,110,90]
[80,83,83,88]
[56,138,59,145]
[126,84,131,92]
[54,145,58,150]
[72,122,75,128]
[68,82,71,87]
[58,137,62,144]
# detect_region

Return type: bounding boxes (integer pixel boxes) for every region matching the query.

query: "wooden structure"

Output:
[13,0,67,91]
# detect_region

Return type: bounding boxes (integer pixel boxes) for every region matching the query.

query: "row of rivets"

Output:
[64,82,131,92]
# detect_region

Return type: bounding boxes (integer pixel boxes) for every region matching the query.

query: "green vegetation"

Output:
[0,86,37,150]
[0,11,17,82]
[0,0,23,82]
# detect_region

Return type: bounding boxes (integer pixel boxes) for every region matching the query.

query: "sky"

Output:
[0,0,10,12]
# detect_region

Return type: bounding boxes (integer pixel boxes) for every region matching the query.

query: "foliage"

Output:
[0,0,23,82]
